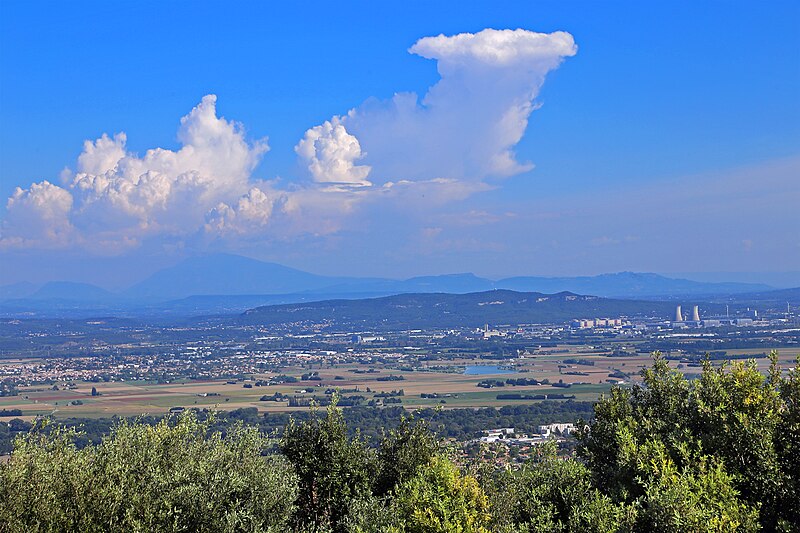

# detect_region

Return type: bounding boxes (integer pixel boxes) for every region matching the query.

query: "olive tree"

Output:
[280,400,373,532]
[0,412,297,533]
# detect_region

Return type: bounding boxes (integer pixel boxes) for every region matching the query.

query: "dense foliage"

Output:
[0,414,297,532]
[0,401,595,453]
[579,351,799,531]
[1,352,798,531]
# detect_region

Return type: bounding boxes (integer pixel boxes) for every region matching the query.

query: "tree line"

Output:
[0,401,596,453]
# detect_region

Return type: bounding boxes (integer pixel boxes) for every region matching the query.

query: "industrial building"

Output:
[670,304,758,328]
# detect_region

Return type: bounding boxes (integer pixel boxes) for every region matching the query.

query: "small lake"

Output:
[463,365,517,375]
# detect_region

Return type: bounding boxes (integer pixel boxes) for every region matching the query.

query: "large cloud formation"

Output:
[1,28,575,252]
[2,95,278,250]
[301,28,576,185]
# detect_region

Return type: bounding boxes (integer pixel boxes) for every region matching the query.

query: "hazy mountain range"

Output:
[0,253,793,318]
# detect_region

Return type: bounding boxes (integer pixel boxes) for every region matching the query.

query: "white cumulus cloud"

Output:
[68,94,268,237]
[3,95,275,250]
[205,186,280,236]
[314,28,576,184]
[1,181,74,248]
[409,28,576,68]
[295,117,372,186]
[1,28,577,254]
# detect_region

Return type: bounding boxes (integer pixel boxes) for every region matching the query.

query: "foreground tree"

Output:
[280,400,374,532]
[374,415,440,497]
[579,351,797,531]
[775,355,800,527]
[0,412,297,532]
[498,442,634,533]
[389,455,491,533]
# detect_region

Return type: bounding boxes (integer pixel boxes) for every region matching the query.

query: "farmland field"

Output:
[3,344,795,420]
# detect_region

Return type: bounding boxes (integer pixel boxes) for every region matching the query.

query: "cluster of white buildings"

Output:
[570,318,623,329]
[475,324,507,339]
[478,423,578,444]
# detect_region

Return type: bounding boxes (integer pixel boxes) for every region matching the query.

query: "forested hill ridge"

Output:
[239,289,713,329]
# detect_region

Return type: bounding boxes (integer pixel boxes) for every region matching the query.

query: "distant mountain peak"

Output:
[125,253,348,300]
[30,281,113,301]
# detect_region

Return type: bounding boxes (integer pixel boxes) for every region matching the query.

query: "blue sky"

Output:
[1,1,798,287]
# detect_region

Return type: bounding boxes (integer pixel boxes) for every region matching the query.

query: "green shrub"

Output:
[389,455,491,533]
[0,412,296,533]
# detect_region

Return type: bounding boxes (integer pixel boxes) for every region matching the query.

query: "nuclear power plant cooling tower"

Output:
[675,305,683,322]
[691,305,700,322]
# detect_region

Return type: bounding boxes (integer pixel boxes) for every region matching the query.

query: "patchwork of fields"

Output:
[3,345,796,421]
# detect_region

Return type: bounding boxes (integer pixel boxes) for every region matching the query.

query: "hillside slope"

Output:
[239,289,709,329]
